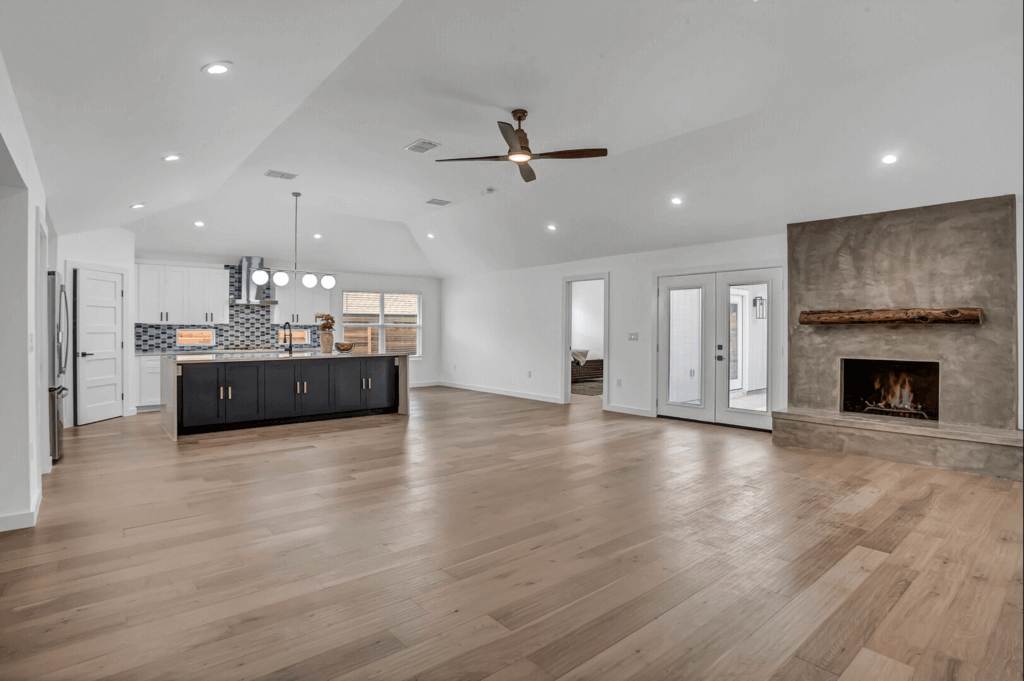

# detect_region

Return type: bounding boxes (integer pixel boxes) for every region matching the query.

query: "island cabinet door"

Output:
[181,363,225,427]
[264,361,301,419]
[224,362,265,423]
[363,357,394,410]
[332,359,364,412]
[299,360,333,416]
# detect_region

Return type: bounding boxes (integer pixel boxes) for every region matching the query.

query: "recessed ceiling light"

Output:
[671,197,683,205]
[194,221,204,227]
[163,155,180,162]
[427,233,435,239]
[313,234,322,239]
[882,154,898,164]
[130,203,145,209]
[202,62,232,75]
[547,224,557,231]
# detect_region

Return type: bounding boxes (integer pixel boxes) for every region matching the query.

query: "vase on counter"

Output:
[320,331,334,353]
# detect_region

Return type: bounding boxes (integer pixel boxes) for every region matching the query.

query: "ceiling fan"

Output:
[435,109,607,183]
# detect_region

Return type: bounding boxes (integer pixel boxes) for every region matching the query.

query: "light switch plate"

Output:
[628,332,639,341]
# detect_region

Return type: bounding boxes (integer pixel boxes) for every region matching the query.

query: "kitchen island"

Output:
[160,350,409,440]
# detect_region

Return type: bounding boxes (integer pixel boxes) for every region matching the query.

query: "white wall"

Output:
[571,279,604,360]
[440,234,787,413]
[56,226,137,423]
[329,272,442,387]
[0,47,50,532]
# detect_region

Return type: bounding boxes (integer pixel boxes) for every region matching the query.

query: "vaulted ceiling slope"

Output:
[2,1,1021,277]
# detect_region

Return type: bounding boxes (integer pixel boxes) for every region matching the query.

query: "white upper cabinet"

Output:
[162,266,188,324]
[272,282,330,326]
[137,264,230,325]
[137,265,163,324]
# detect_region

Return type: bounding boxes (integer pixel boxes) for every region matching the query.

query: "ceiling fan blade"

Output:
[518,162,536,183]
[498,121,522,152]
[531,148,608,160]
[435,155,509,162]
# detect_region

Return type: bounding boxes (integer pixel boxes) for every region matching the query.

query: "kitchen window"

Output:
[342,291,421,356]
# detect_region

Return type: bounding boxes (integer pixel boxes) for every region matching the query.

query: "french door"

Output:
[657,268,782,429]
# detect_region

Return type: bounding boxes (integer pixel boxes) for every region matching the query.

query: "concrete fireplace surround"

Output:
[772,195,1023,480]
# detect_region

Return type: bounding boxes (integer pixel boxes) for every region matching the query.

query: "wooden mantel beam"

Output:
[799,308,984,325]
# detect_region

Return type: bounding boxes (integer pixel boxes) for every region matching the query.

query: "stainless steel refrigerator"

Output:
[47,270,69,461]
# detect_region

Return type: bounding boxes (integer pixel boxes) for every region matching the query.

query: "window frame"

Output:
[341,291,422,357]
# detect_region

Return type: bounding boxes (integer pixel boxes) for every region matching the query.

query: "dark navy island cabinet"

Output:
[178,357,398,434]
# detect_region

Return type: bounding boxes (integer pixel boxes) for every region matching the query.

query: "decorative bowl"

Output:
[334,342,354,353]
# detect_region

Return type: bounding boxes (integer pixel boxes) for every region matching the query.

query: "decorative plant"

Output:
[315,312,335,332]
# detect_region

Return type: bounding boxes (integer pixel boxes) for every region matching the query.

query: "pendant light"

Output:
[251,191,336,289]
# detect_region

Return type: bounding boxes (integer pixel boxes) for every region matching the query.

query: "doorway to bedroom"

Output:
[567,277,607,401]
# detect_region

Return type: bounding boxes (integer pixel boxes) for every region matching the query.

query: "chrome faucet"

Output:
[282,321,293,355]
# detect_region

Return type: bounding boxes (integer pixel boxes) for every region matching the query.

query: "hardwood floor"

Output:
[1,387,1020,681]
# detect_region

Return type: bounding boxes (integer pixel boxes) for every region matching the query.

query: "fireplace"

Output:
[841,359,940,420]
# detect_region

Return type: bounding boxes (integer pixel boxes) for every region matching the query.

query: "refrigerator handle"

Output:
[59,285,70,375]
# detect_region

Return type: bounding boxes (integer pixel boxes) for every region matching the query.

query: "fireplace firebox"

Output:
[841,359,940,420]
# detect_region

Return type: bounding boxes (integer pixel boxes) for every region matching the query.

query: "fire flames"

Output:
[864,371,927,417]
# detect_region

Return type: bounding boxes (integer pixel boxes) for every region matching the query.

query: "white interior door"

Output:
[657,273,716,422]
[714,268,780,430]
[76,268,123,425]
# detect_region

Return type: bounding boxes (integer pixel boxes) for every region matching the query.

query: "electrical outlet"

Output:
[628,332,639,341]
[527,370,532,378]
[616,378,622,387]
[690,369,695,377]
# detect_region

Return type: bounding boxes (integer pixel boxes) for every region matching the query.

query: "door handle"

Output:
[220,386,224,399]
[79,352,94,357]
[716,355,724,361]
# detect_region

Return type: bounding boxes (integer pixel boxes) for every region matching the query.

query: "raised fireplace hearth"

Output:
[841,359,939,421]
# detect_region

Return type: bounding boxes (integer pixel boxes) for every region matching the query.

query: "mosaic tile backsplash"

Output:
[135,265,320,352]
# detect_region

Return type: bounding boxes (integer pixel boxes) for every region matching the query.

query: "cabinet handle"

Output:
[296,381,300,394]
[303,382,307,393]
[228,386,232,399]
[368,378,372,389]
[220,386,223,399]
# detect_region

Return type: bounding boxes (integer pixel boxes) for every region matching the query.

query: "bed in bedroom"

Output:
[570,349,603,383]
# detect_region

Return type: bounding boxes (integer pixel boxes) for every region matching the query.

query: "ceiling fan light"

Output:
[251,269,270,286]
[508,152,531,163]
[302,273,318,288]
[320,275,337,290]
[272,271,290,286]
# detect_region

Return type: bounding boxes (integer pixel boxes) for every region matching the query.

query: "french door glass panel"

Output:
[728,283,768,412]
[669,288,702,405]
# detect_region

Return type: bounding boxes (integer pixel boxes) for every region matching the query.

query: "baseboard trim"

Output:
[604,403,656,418]
[437,382,563,404]
[0,491,41,533]
[409,381,441,389]
[135,405,160,413]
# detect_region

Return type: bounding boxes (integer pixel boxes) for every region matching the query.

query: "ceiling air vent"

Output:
[265,170,298,180]
[405,139,440,154]
[425,198,451,206]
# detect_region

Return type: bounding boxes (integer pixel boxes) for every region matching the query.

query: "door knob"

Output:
[716,355,724,361]
[79,352,94,357]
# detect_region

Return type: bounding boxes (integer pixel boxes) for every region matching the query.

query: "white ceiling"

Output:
[2,0,1021,277]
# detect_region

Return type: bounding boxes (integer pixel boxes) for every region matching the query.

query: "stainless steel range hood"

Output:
[233,256,278,305]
